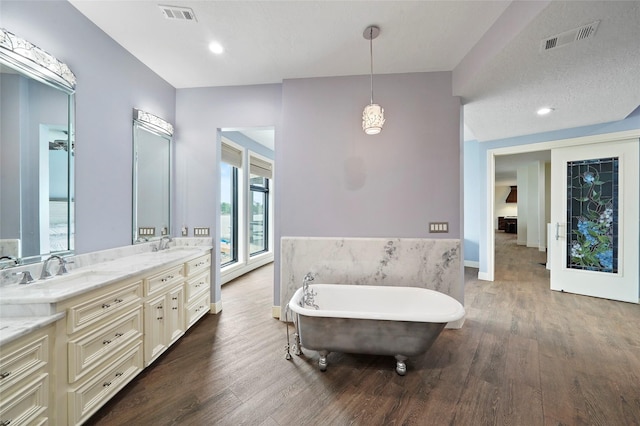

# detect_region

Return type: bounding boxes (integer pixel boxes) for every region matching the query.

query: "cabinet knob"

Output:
[0,372,11,379]
[157,306,163,309]
[172,297,178,300]
[157,317,163,320]
[172,307,178,310]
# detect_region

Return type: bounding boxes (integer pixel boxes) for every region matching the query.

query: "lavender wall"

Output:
[175,85,282,303]
[277,72,461,304]
[1,0,176,254]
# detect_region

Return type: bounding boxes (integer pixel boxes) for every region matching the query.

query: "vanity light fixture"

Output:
[362,25,385,135]
[133,109,174,136]
[0,27,76,92]
[537,107,554,116]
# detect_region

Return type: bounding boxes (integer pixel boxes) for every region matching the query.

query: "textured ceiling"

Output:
[69,1,640,146]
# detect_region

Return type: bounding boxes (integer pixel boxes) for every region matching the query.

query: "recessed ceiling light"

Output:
[537,107,554,116]
[208,41,224,55]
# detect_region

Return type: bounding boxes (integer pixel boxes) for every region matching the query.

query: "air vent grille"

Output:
[541,20,599,52]
[159,5,197,22]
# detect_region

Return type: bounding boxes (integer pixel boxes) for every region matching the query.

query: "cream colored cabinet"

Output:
[143,265,186,366]
[62,279,144,425]
[0,325,53,426]
[184,254,211,328]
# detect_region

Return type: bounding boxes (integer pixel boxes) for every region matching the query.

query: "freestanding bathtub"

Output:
[287,283,465,375]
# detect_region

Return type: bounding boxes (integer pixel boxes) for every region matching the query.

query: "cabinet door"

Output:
[144,294,166,365]
[166,285,185,345]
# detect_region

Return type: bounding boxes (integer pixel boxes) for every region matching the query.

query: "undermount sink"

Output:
[24,269,120,290]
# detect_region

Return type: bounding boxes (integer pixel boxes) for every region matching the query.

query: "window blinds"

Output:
[221,141,242,168]
[249,155,273,179]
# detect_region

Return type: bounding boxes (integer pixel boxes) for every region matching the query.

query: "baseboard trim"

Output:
[272,306,280,319]
[478,271,492,281]
[464,260,479,268]
[210,300,223,314]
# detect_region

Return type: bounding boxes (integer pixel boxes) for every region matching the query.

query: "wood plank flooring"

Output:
[88,232,640,425]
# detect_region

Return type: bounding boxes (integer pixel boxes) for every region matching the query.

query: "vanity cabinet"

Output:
[0,325,53,426]
[185,254,211,328]
[62,279,144,425]
[144,283,185,366]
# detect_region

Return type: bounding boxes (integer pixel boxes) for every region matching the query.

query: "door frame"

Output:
[483,129,640,282]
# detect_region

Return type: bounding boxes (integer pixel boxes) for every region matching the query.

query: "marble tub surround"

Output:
[0,312,65,346]
[0,237,213,287]
[280,237,463,327]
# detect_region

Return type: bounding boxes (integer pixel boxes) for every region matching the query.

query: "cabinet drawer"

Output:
[185,254,211,277]
[0,373,48,426]
[145,265,184,296]
[185,270,210,303]
[0,335,48,393]
[68,306,143,383]
[68,343,143,425]
[67,281,143,334]
[187,292,210,329]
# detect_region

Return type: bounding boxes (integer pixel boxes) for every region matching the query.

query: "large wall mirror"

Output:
[0,28,76,267]
[132,109,173,244]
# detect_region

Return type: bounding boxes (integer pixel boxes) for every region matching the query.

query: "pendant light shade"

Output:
[362,25,385,135]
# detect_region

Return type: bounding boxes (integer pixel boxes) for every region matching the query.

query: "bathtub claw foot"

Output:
[319,351,329,372]
[285,352,292,360]
[293,334,302,356]
[395,356,407,376]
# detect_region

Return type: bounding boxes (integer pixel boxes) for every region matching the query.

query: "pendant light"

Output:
[362,25,385,135]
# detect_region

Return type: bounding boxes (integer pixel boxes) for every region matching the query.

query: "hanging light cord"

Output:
[369,27,374,105]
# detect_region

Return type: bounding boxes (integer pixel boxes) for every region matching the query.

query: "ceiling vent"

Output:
[159,5,197,22]
[541,20,599,52]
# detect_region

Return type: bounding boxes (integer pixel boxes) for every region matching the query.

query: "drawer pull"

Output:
[0,371,10,379]
[102,303,111,309]
[1,420,12,426]
[103,382,111,387]
[157,306,163,309]
[115,333,124,338]
[103,340,111,345]
[172,296,178,300]
[114,298,123,303]
[157,317,163,320]
[195,261,206,267]
[172,307,178,310]
[115,372,123,377]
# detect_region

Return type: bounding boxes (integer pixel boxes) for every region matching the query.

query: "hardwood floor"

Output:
[88,232,640,425]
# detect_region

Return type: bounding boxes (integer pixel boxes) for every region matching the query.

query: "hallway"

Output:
[89,233,640,425]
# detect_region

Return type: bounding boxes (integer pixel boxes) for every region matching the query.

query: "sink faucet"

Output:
[302,272,318,309]
[158,236,173,251]
[40,255,68,280]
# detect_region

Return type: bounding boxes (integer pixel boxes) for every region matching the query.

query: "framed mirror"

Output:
[132,109,173,244]
[0,28,76,267]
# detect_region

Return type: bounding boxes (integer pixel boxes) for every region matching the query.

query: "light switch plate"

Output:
[194,227,210,236]
[138,227,156,236]
[429,222,449,233]
[181,226,188,237]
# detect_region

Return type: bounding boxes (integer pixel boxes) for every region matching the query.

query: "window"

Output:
[220,163,238,266]
[220,140,242,267]
[249,175,268,256]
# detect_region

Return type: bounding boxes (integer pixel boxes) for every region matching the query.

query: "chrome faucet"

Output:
[302,272,318,309]
[40,255,68,280]
[158,236,173,251]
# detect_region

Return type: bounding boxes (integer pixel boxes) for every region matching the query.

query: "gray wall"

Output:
[277,72,461,305]
[175,84,282,303]
[2,0,176,254]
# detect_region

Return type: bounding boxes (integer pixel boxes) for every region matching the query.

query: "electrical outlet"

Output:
[181,226,188,237]
[194,227,210,236]
[429,222,449,233]
[161,227,168,236]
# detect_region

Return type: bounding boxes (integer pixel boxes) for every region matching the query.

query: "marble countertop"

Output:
[0,312,66,346]
[0,246,210,305]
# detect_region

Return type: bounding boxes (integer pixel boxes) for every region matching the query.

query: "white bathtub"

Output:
[287,283,465,375]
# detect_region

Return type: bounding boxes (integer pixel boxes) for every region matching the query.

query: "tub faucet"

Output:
[40,255,68,279]
[302,272,318,309]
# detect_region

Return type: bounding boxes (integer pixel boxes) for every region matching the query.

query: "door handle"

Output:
[555,222,561,241]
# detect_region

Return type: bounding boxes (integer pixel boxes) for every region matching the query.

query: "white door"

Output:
[550,138,639,303]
